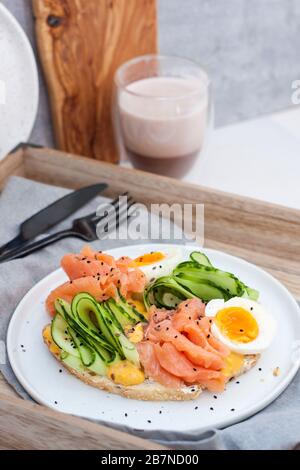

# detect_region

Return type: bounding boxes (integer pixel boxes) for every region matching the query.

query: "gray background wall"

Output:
[2,0,300,146]
[159,0,300,126]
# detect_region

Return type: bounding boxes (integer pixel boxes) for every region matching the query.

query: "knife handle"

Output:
[0,234,26,256]
[0,229,80,263]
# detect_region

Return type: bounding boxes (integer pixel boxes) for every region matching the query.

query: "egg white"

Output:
[137,247,183,282]
[206,297,277,354]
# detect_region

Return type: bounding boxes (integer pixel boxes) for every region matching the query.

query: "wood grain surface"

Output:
[0,377,166,450]
[32,0,157,163]
[22,146,300,287]
[1,146,300,449]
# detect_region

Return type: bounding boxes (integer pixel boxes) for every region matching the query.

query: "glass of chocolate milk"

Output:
[113,55,212,178]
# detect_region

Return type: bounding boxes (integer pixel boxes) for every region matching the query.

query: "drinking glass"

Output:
[113,54,213,178]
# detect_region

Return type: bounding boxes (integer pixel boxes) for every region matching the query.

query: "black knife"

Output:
[0,182,108,256]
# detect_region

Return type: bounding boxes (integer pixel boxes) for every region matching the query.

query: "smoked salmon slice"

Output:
[146,319,225,369]
[46,276,118,316]
[154,343,226,392]
[137,341,183,389]
[46,245,146,316]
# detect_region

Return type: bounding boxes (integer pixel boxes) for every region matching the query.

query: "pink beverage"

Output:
[114,56,212,178]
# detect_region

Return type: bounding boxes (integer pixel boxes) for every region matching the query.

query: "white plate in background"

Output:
[0,3,38,160]
[7,244,300,433]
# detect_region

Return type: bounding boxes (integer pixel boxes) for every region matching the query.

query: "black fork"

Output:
[0,194,136,263]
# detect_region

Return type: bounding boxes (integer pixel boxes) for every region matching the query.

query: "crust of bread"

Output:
[43,325,259,401]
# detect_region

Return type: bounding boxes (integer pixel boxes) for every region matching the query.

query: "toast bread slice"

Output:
[43,325,259,401]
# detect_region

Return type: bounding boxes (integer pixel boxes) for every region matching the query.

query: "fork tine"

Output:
[95,199,136,236]
[91,194,134,224]
[83,192,130,222]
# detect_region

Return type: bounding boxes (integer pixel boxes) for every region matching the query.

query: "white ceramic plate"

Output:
[0,4,39,160]
[7,244,300,433]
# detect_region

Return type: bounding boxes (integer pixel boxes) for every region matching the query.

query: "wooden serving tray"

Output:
[0,145,299,449]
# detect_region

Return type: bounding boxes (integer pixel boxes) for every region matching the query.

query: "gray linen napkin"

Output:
[0,177,300,450]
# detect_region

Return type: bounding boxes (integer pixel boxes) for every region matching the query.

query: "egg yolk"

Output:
[107,360,145,386]
[128,298,148,318]
[43,325,61,355]
[222,352,244,377]
[215,307,259,343]
[133,251,165,266]
[124,323,144,343]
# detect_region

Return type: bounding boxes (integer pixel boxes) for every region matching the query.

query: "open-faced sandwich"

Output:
[43,246,276,401]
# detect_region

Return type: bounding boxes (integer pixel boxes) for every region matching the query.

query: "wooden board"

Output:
[0,145,300,449]
[32,0,157,163]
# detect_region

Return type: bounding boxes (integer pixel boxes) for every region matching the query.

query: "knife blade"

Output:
[0,182,108,255]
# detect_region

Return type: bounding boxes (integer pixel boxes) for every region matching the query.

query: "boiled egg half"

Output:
[205,297,276,354]
[132,247,182,282]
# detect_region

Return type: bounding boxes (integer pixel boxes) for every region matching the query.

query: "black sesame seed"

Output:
[258,367,262,371]
[210,407,214,411]
[125,413,128,417]
[213,395,217,399]
[240,329,244,332]
[59,369,62,373]
[231,408,235,412]
[147,420,151,423]
[194,406,198,410]
[54,401,58,404]
[207,334,210,339]
[250,307,253,311]
[159,410,162,414]
[21,344,24,348]
[236,381,240,384]
[193,368,197,371]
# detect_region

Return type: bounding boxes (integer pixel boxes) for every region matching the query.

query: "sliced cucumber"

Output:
[144,276,194,309]
[106,299,134,329]
[117,291,147,322]
[190,251,213,267]
[87,352,107,375]
[245,286,259,301]
[174,277,227,301]
[71,293,101,334]
[161,292,183,308]
[119,334,140,367]
[68,327,95,367]
[55,298,72,319]
[97,303,124,356]
[173,262,244,297]
[54,293,140,367]
[62,353,86,372]
[99,304,140,365]
[57,295,116,364]
[51,314,80,357]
